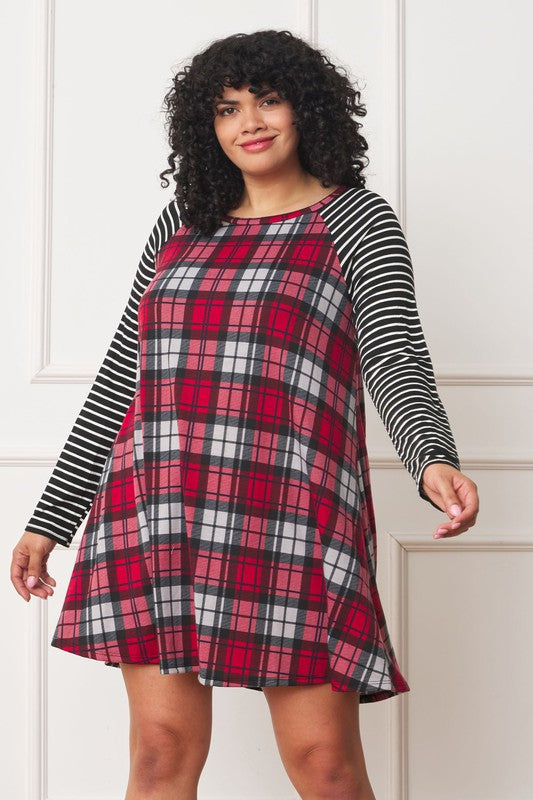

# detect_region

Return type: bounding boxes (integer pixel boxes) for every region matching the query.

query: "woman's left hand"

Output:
[420,463,479,539]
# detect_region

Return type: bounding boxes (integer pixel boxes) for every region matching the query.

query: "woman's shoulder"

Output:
[324,185,401,240]
[163,197,182,227]
[338,185,398,217]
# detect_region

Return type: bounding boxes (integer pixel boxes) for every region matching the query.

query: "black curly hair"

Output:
[158,29,369,236]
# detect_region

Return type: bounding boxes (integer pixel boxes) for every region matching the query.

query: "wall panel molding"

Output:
[297,0,318,44]
[389,532,533,798]
[29,0,56,383]
[28,0,531,386]
[5,454,532,470]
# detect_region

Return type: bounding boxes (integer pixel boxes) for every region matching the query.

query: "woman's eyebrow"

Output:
[214,88,275,107]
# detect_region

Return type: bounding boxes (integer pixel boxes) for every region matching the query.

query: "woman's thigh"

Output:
[120,664,213,767]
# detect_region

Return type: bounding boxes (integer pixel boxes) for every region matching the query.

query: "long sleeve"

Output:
[24,199,182,547]
[343,191,461,510]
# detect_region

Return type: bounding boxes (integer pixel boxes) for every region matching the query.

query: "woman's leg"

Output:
[120,664,213,800]
[262,682,376,800]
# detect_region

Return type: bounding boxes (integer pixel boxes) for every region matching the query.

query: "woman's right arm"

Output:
[24,199,182,548]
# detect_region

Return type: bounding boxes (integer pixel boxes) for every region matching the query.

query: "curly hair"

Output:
[158,29,369,236]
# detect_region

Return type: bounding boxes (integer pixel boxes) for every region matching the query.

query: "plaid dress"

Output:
[44,185,461,702]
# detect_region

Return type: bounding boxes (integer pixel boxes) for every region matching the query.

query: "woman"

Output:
[12,29,478,800]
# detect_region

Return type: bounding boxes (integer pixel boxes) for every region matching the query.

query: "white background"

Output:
[2,1,532,798]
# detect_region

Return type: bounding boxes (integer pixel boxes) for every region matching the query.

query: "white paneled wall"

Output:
[2,1,531,798]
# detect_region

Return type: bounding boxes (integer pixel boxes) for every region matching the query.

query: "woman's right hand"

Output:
[11,531,57,602]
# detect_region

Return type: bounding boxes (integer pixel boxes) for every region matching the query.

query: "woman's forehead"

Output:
[213,80,274,100]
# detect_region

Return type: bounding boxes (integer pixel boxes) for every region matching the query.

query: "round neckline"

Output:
[222,184,348,224]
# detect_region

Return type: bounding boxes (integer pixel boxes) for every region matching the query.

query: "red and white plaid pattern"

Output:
[51,187,412,702]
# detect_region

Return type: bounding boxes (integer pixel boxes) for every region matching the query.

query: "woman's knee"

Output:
[284,741,374,799]
[121,666,213,782]
[263,683,373,797]
[130,718,211,782]
[299,741,361,779]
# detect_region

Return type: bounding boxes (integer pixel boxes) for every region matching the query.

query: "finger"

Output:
[434,521,468,538]
[439,512,476,532]
[435,531,464,540]
[434,477,467,517]
[40,582,54,595]
[13,573,50,600]
[445,501,470,522]
[25,552,44,592]
[434,523,472,539]
[42,570,57,587]
[22,565,54,597]
[26,579,53,600]
[39,564,56,587]
[24,556,53,599]
[434,527,454,538]
[12,573,32,601]
[11,555,32,601]
[444,499,478,527]
[444,512,476,532]
[11,553,53,601]
[36,577,54,595]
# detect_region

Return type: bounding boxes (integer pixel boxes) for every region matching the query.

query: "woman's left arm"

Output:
[346,191,479,538]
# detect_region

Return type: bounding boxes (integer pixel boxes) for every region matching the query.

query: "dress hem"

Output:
[50,641,410,704]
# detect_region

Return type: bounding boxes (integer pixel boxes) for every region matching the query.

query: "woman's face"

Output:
[212,82,300,176]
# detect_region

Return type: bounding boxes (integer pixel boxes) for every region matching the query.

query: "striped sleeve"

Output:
[344,191,461,510]
[24,199,182,547]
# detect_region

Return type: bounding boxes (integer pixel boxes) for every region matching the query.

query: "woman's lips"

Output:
[240,137,275,152]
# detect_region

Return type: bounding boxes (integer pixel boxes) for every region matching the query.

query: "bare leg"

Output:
[120,665,213,800]
[262,683,376,800]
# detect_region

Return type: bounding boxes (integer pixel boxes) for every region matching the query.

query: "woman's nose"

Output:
[240,110,266,132]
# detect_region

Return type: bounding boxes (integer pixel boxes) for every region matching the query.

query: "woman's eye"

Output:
[218,97,281,117]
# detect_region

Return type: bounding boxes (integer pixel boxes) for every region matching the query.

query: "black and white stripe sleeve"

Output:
[344,191,461,510]
[24,199,181,547]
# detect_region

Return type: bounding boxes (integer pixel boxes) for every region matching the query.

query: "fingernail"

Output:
[27,576,37,587]
[451,504,461,516]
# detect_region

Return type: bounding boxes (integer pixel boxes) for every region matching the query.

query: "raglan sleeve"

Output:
[24,199,181,547]
[346,191,461,511]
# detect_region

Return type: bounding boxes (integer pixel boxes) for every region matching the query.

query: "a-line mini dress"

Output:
[27,185,461,702]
